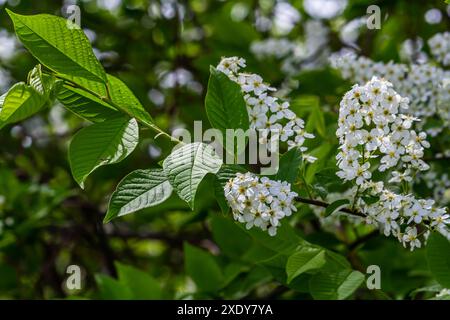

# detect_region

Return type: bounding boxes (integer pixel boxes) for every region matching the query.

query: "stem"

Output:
[300,164,313,199]
[295,196,366,218]
[351,185,360,211]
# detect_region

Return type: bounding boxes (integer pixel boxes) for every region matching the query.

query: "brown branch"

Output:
[295,196,366,218]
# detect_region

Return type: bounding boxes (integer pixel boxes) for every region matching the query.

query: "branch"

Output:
[295,196,366,218]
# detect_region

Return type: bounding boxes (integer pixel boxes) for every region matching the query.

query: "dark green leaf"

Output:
[105,169,173,222]
[275,147,303,183]
[309,269,365,300]
[427,233,450,288]
[184,243,224,292]
[205,66,249,134]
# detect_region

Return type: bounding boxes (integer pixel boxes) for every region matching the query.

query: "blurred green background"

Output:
[0,0,448,299]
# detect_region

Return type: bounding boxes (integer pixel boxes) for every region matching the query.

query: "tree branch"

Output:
[295,196,366,218]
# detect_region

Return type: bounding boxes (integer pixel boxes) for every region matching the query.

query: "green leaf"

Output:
[7,10,106,83]
[69,116,139,188]
[95,274,132,300]
[325,199,350,217]
[107,75,153,125]
[0,92,6,107]
[57,84,120,123]
[305,144,333,183]
[205,66,249,134]
[184,243,224,292]
[275,147,303,183]
[210,215,252,258]
[115,262,162,299]
[305,103,326,138]
[309,269,365,300]
[214,164,246,213]
[0,82,46,129]
[324,250,352,271]
[163,142,222,209]
[427,233,450,288]
[286,246,327,283]
[57,75,150,124]
[105,169,173,223]
[28,65,46,96]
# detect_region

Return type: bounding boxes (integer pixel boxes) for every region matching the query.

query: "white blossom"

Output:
[216,57,315,161]
[224,172,298,236]
[336,77,448,250]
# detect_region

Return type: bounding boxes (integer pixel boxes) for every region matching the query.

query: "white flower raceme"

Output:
[329,51,450,128]
[337,77,429,182]
[224,172,298,236]
[336,77,449,250]
[216,57,315,158]
[428,32,450,66]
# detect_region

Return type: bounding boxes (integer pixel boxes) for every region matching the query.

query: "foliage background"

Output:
[0,0,448,299]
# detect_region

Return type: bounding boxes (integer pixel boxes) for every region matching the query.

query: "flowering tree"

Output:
[0,1,449,300]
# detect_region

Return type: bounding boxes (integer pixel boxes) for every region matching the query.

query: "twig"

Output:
[295,196,366,218]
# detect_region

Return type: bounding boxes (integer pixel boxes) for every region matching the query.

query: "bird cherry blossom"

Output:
[224,172,298,236]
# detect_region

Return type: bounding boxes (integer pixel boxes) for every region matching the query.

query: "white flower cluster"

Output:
[337,77,429,180]
[224,172,298,236]
[428,32,450,66]
[336,77,449,250]
[216,57,315,155]
[361,185,449,250]
[330,51,450,127]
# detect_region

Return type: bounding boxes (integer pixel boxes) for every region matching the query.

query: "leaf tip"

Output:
[103,214,112,224]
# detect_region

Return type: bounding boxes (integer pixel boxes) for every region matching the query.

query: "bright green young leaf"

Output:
[7,10,106,83]
[69,116,139,188]
[214,164,246,213]
[105,168,173,223]
[205,66,249,134]
[163,142,222,209]
[115,262,162,299]
[427,233,450,288]
[325,199,350,217]
[275,147,303,183]
[184,242,224,292]
[0,82,46,129]
[309,269,365,300]
[28,65,46,96]
[286,246,327,283]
